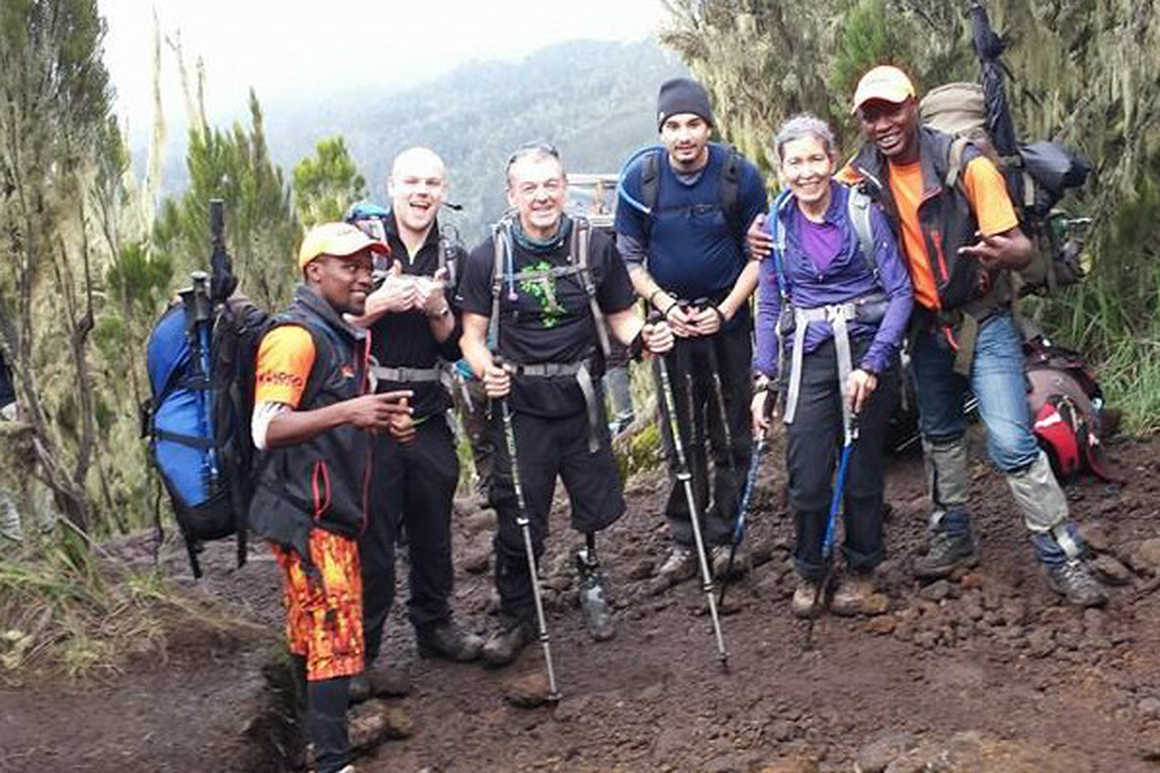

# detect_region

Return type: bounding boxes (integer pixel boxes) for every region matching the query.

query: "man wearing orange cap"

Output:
[836,66,1106,605]
[248,222,415,773]
[752,66,1107,606]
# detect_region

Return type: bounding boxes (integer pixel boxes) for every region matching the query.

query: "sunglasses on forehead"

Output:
[505,141,560,174]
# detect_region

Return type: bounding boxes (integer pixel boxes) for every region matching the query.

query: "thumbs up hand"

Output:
[417,266,450,318]
[370,259,418,313]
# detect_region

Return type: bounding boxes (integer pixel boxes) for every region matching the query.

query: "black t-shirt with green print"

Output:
[457,221,636,418]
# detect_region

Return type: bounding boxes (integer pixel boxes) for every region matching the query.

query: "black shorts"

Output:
[489,406,624,544]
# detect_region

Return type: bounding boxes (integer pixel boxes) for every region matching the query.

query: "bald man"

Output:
[347,148,484,685]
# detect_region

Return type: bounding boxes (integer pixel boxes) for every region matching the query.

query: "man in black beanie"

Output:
[615,78,768,588]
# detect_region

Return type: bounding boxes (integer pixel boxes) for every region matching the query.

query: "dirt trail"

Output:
[3,434,1160,772]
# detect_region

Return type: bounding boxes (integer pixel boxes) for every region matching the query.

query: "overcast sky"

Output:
[100,0,667,136]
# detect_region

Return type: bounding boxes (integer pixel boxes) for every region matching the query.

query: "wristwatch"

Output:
[753,373,772,392]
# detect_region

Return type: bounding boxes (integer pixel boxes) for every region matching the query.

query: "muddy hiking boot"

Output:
[710,544,751,580]
[914,525,980,580]
[829,573,875,617]
[791,579,825,618]
[481,619,535,668]
[1045,558,1108,607]
[416,620,485,662]
[576,548,615,642]
[657,544,697,586]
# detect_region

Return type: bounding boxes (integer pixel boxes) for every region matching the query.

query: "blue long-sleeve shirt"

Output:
[753,181,913,378]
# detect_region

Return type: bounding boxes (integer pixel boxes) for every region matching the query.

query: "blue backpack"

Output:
[142,201,271,578]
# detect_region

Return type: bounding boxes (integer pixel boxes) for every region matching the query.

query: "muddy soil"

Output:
[3,432,1160,772]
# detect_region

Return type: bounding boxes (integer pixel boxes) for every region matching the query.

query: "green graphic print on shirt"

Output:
[519,260,565,328]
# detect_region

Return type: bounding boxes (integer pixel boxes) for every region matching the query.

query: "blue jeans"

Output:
[911,312,1039,474]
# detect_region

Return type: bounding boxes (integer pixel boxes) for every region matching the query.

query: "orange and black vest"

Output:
[248,285,372,559]
[849,126,1009,314]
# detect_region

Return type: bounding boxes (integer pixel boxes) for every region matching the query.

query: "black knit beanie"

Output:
[656,77,714,130]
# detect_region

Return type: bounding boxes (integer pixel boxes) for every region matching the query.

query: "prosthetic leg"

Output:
[576,532,615,641]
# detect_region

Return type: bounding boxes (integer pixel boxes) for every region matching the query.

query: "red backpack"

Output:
[1025,337,1120,483]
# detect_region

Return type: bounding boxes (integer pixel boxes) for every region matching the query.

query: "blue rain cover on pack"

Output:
[145,304,212,508]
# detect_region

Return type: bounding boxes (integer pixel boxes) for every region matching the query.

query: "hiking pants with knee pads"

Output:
[787,338,899,581]
[912,312,1076,550]
[488,407,624,625]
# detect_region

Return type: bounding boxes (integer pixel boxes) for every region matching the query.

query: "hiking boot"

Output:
[711,544,750,580]
[1045,558,1108,607]
[657,545,697,585]
[416,621,485,662]
[480,619,535,668]
[829,573,875,617]
[913,529,980,580]
[576,548,615,642]
[791,580,825,618]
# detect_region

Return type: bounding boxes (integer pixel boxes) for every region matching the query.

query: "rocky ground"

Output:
[3,430,1160,772]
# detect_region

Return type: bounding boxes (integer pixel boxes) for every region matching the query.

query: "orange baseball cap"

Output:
[851,65,916,114]
[298,222,389,270]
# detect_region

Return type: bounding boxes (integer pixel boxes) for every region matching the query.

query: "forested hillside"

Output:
[161,39,687,241]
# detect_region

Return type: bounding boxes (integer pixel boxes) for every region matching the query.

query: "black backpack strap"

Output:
[719,145,742,228]
[571,216,611,358]
[640,150,660,213]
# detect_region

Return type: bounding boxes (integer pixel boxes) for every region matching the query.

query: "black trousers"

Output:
[786,337,899,581]
[361,417,459,662]
[656,324,753,547]
[489,404,624,625]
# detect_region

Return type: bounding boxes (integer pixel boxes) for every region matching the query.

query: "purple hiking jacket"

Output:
[752,181,913,379]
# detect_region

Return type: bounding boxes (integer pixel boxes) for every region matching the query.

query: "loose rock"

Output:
[552,695,591,722]
[463,546,490,575]
[863,593,890,616]
[1133,538,1160,573]
[504,671,551,709]
[918,580,950,602]
[1091,554,1134,586]
[1027,628,1057,658]
[627,559,655,581]
[348,699,413,749]
[866,615,897,636]
[758,755,818,773]
[959,572,983,589]
[855,731,917,773]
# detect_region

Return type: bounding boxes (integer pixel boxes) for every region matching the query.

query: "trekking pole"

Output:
[805,413,859,649]
[693,299,736,479]
[719,387,775,604]
[650,313,729,668]
[494,356,561,701]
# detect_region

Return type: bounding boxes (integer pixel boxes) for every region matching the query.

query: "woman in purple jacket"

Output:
[751,114,913,618]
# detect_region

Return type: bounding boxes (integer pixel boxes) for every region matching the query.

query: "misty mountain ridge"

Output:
[149,38,687,242]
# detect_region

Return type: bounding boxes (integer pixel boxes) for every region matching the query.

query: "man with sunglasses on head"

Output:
[615,78,768,588]
[345,147,485,693]
[457,142,674,665]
